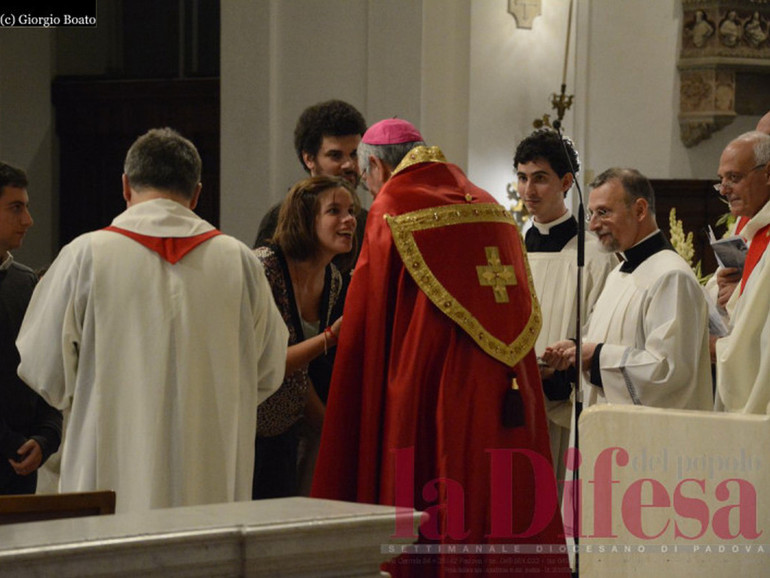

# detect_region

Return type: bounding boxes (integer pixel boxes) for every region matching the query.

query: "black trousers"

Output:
[252,428,299,499]
[0,459,37,495]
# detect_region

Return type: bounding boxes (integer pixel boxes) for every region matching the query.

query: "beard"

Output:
[597,232,621,253]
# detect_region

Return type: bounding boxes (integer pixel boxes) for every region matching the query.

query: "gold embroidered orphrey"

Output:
[391,145,447,177]
[385,203,541,368]
[477,246,517,303]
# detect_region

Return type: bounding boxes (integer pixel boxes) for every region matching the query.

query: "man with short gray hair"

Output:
[544,168,712,411]
[17,128,288,512]
[713,131,770,312]
[714,131,770,413]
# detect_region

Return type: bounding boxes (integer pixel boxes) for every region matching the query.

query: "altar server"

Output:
[545,168,712,411]
[514,129,616,479]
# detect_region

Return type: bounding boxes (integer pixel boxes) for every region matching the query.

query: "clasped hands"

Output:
[542,340,598,371]
[8,438,43,477]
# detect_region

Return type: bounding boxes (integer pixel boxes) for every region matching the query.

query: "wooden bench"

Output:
[0,490,116,525]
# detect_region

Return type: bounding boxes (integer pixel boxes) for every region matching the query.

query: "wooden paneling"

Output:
[652,178,730,276]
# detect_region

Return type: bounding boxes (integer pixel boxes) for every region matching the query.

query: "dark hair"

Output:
[123,128,202,199]
[0,161,28,197]
[273,175,361,266]
[513,128,580,178]
[294,100,366,172]
[590,167,656,215]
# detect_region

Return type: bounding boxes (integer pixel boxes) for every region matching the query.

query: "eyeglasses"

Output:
[713,164,766,193]
[585,208,613,222]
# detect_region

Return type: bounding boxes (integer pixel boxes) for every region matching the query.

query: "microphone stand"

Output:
[552,119,583,578]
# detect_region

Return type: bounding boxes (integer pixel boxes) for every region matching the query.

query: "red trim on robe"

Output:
[103,226,222,264]
[740,223,770,295]
[735,216,750,236]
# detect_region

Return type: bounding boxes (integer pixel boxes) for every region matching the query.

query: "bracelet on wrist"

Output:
[322,331,329,356]
[324,326,338,345]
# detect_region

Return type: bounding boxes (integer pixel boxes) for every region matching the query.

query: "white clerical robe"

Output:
[530,232,617,420]
[17,199,288,512]
[528,228,616,480]
[582,248,713,410]
[716,199,770,414]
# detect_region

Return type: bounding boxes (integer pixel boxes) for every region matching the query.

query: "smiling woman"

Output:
[251,175,360,500]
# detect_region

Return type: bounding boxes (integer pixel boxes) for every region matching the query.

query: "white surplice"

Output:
[528,226,616,467]
[716,199,770,414]
[17,199,288,512]
[582,247,713,411]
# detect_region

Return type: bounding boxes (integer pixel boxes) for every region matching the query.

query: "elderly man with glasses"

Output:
[713,131,770,414]
[712,132,770,314]
[543,168,713,412]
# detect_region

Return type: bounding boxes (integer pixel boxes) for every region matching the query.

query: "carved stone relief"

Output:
[679,1,770,146]
[679,69,737,146]
[508,0,542,30]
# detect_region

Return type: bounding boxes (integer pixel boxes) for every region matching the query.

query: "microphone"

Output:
[552,119,584,578]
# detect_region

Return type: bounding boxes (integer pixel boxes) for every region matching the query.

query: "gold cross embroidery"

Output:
[476,246,517,303]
